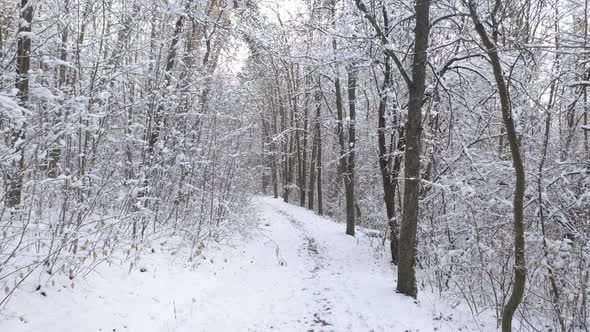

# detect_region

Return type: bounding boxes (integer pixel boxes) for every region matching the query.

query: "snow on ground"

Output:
[0,196,494,332]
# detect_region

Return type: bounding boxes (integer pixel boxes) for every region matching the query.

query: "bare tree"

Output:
[6,0,33,209]
[467,1,527,330]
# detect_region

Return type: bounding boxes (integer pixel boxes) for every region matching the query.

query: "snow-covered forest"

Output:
[0,0,589,331]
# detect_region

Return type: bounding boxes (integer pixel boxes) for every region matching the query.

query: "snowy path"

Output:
[0,197,490,332]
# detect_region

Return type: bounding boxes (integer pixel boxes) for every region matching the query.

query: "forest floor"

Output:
[0,197,494,332]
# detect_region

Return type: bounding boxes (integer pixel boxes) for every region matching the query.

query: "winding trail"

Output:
[0,196,489,332]
[169,197,481,331]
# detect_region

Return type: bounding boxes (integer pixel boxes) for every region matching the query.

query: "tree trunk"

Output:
[584,0,589,157]
[262,116,271,194]
[316,80,324,215]
[6,0,33,209]
[48,0,69,178]
[147,13,185,162]
[378,55,400,264]
[276,73,291,202]
[468,1,527,330]
[344,65,357,236]
[272,104,279,199]
[299,73,310,207]
[308,89,320,211]
[334,55,346,186]
[0,7,3,57]
[396,0,431,298]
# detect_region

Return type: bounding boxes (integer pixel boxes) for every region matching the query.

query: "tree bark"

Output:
[396,0,431,298]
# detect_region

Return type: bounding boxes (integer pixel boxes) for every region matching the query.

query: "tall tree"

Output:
[344,65,357,236]
[467,1,527,330]
[395,0,431,297]
[6,0,33,209]
[354,0,431,296]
